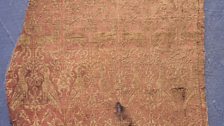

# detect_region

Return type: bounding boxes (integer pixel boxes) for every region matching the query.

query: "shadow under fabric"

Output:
[6,0,208,125]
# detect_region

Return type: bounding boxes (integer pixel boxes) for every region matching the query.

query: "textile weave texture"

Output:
[6,0,208,125]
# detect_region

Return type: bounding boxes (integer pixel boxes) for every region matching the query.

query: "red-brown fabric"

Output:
[6,0,208,125]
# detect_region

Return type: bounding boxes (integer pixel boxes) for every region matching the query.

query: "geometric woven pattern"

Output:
[6,0,208,125]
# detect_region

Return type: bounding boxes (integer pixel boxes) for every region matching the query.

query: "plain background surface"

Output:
[0,0,29,125]
[0,0,224,125]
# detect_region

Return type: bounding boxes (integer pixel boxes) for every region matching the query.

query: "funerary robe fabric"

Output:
[6,0,208,125]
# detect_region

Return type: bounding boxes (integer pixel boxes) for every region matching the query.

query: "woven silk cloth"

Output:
[6,0,208,125]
